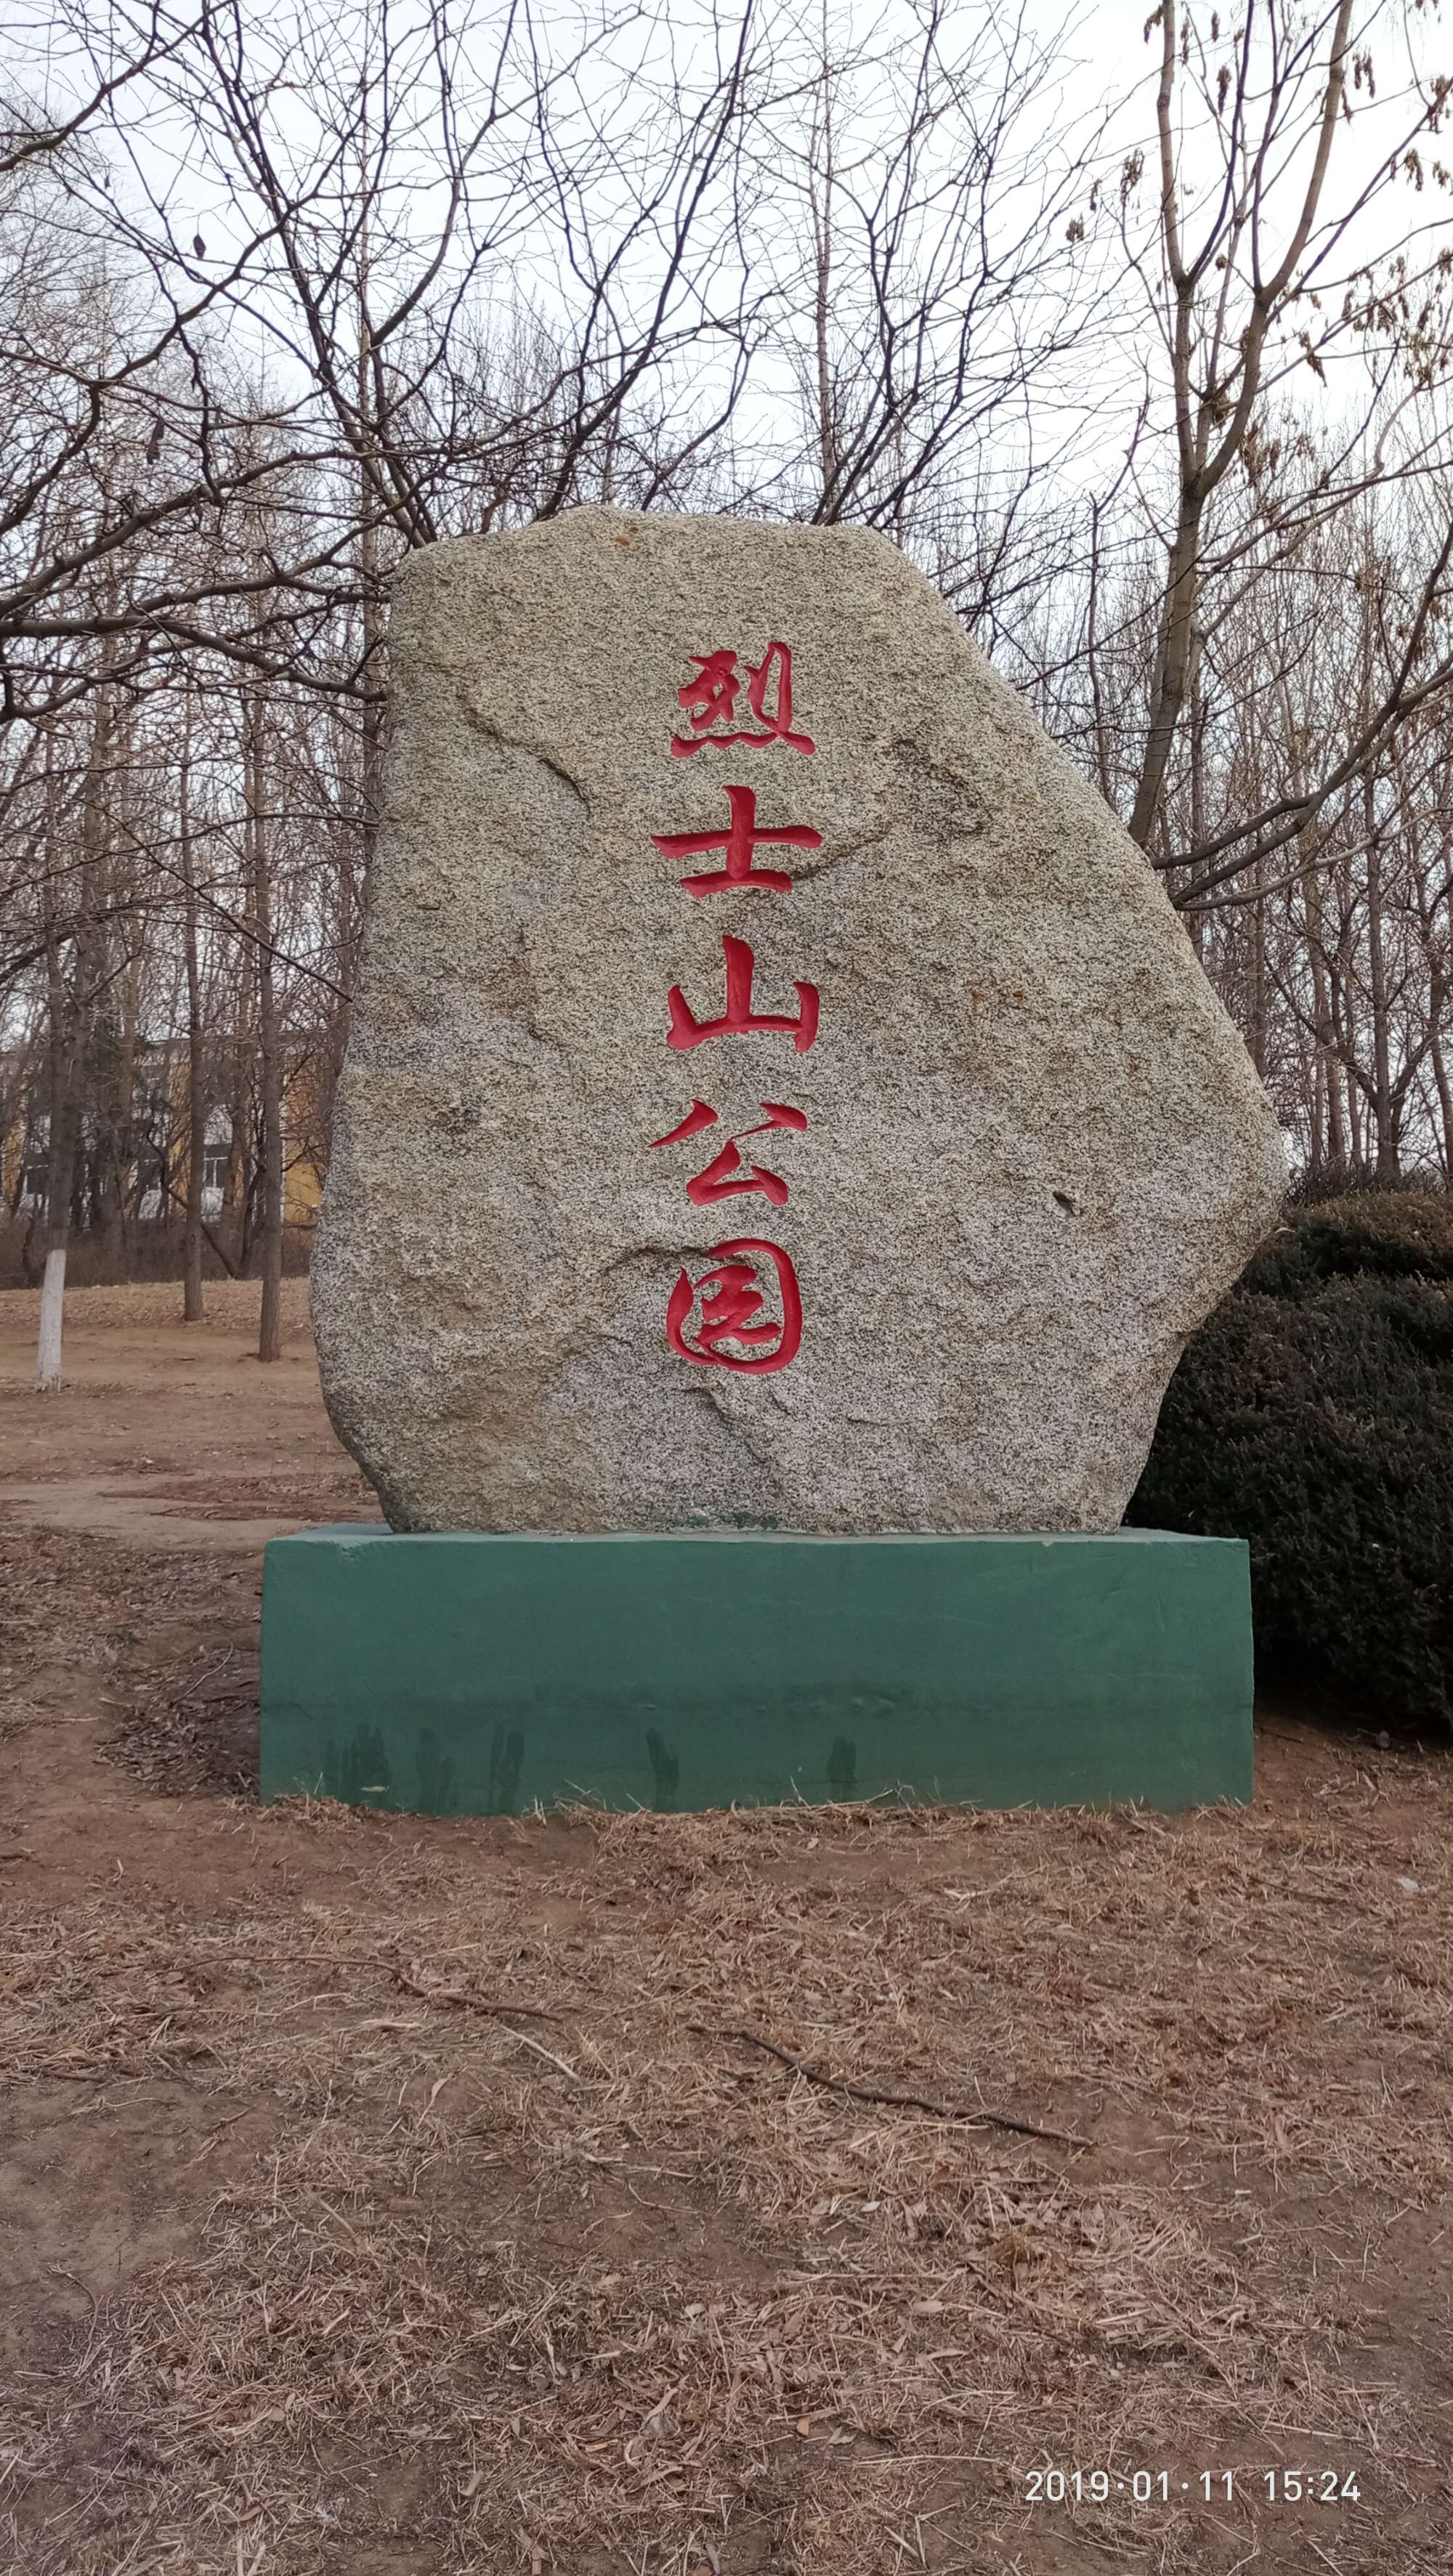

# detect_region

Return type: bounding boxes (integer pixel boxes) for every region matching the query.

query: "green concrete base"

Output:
[259,1528,1253,1816]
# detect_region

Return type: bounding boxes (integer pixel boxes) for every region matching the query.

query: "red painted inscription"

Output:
[665,1237,804,1373]
[653,633,819,1377]
[666,935,819,1053]
[650,1099,808,1207]
[670,641,815,758]
[649,1099,721,1148]
[652,781,821,898]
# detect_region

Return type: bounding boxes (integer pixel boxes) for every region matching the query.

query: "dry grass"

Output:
[3,1321,1450,2574]
[4,1761,1452,2574]
[0,1277,313,1336]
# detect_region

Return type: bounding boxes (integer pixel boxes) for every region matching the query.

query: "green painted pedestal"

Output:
[259,1528,1253,1815]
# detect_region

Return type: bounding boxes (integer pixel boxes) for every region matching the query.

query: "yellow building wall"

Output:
[284,1152,324,1228]
[1,1048,328,1226]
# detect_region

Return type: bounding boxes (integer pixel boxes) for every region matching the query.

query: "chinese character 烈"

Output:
[671,641,815,758]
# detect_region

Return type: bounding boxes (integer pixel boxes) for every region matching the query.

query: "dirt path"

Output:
[1,1282,1451,2575]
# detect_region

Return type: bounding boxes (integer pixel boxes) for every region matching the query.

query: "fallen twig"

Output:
[703,2023,1092,2150]
[509,2029,580,2082]
[389,1963,565,2023]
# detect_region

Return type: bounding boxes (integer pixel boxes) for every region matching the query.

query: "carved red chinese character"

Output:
[665,1237,803,1373]
[666,935,819,1053]
[649,1098,807,1207]
[671,641,815,758]
[673,649,740,739]
[652,782,821,897]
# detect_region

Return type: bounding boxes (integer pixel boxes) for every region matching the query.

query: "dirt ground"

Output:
[1,1280,1450,2576]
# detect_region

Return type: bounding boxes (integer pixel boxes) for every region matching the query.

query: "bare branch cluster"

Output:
[2,0,1452,1373]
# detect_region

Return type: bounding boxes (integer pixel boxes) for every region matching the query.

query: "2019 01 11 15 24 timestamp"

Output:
[1023,2468,1361,2506]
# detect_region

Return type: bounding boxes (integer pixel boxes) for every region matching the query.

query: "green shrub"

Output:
[1127,1192,1453,1727]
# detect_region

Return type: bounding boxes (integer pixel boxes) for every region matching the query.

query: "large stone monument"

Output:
[262,509,1283,1817]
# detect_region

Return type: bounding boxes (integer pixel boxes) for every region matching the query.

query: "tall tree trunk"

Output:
[1247,856,1269,1084]
[1364,778,1399,1179]
[1130,509,1203,849]
[1414,859,1452,1178]
[246,688,284,1361]
[1308,931,1344,1170]
[812,82,837,511]
[223,975,251,1268]
[1344,1061,1363,1171]
[37,662,113,1389]
[36,1103,80,1390]
[1085,497,1114,810]
[99,698,141,1268]
[1183,624,1207,960]
[104,935,142,1269]
[180,709,207,1321]
[1428,1010,1453,1179]
[1128,0,1354,854]
[36,747,77,1391]
[1297,807,1345,1171]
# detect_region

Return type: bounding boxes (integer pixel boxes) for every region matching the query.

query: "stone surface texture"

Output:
[313,507,1284,1534]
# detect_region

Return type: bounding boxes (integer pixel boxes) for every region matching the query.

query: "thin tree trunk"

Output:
[1294,787,1345,1171]
[100,697,142,1268]
[37,661,112,1389]
[1345,1061,1363,1170]
[246,688,284,1361]
[1308,921,1344,1170]
[1085,498,1114,808]
[36,811,78,1390]
[37,981,85,1393]
[1183,623,1207,960]
[1364,776,1399,1179]
[1130,511,1202,848]
[1247,852,1269,1084]
[1414,854,1453,1178]
[809,6,839,514]
[1129,0,1353,852]
[1428,1013,1453,1178]
[105,935,142,1269]
[180,708,206,1320]
[223,999,249,1268]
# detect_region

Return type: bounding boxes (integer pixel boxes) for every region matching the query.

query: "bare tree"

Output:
[745,0,1113,576]
[1121,0,1453,874]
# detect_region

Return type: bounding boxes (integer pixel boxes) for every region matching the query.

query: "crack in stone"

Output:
[453,693,591,814]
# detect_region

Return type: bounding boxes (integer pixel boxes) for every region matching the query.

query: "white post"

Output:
[35,1245,66,1391]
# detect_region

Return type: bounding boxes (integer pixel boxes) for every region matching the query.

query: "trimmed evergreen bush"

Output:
[1127,1191,1453,1726]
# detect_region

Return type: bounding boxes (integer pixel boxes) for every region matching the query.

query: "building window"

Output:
[202,1149,229,1194]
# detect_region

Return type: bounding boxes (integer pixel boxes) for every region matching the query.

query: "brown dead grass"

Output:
[3,1765,1452,2574]
[0,1277,313,1337]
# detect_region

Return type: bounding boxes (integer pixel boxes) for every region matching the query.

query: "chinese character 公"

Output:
[649,1098,808,1207]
